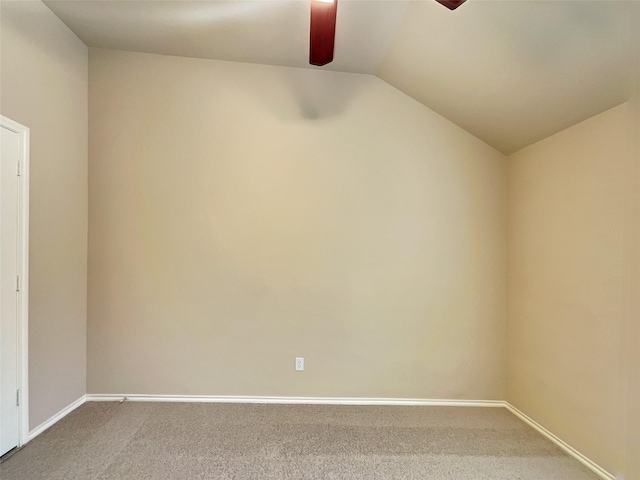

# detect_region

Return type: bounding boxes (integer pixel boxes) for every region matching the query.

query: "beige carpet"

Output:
[0,402,601,479]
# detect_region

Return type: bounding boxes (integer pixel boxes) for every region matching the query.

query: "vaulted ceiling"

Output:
[44,0,640,154]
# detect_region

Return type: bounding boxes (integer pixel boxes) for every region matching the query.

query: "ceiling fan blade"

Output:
[435,0,467,10]
[309,0,338,66]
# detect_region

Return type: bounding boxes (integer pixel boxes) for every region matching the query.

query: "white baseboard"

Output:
[28,395,86,441]
[504,402,614,480]
[86,394,504,408]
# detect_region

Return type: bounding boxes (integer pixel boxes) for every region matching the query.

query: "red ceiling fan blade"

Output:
[435,0,467,10]
[309,0,338,66]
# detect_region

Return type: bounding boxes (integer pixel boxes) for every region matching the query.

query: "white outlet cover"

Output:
[295,357,304,371]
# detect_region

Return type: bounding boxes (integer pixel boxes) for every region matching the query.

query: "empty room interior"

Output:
[1,0,639,479]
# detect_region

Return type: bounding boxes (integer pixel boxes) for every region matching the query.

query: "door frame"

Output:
[1,115,30,447]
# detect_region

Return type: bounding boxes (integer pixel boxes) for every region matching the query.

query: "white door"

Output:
[0,123,20,456]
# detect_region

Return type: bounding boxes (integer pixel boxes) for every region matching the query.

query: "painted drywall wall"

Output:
[507,103,636,476]
[624,89,640,480]
[88,49,507,399]
[0,1,88,429]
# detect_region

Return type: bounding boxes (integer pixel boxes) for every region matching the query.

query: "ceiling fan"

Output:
[309,0,467,66]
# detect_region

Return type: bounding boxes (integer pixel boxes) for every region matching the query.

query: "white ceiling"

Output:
[44,0,640,154]
[379,0,640,154]
[42,1,409,74]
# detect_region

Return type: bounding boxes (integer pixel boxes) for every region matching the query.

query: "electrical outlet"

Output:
[295,357,304,371]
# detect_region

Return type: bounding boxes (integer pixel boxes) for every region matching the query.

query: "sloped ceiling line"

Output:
[44,0,640,154]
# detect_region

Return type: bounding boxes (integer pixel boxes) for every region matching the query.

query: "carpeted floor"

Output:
[0,402,601,479]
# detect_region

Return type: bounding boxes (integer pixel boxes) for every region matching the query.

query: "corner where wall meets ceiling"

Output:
[44,0,640,154]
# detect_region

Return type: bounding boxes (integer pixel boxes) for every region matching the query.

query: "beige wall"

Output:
[0,3,635,473]
[88,49,507,399]
[507,103,636,476]
[1,6,635,473]
[0,1,88,429]
[624,89,640,480]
